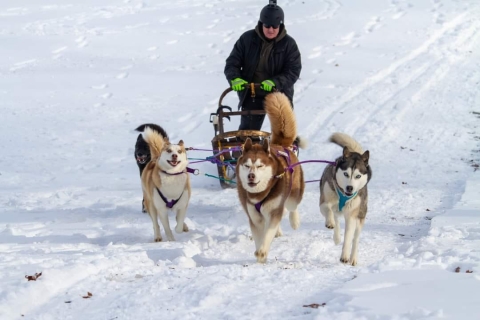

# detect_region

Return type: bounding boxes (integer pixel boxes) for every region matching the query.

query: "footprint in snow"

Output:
[334,32,359,46]
[364,16,383,33]
[75,36,88,48]
[308,46,323,59]
[91,84,108,90]
[392,10,406,19]
[52,46,68,54]
[116,72,129,80]
[9,59,36,71]
[51,47,68,60]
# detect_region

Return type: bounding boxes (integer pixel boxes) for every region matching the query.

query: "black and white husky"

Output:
[319,133,372,266]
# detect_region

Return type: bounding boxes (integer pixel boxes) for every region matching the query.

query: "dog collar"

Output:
[161,170,184,176]
[161,167,198,175]
[335,186,357,212]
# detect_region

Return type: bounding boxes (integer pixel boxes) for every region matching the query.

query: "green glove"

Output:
[231,78,248,91]
[261,79,275,92]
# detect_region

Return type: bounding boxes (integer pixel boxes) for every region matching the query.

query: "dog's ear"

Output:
[137,134,143,141]
[243,138,253,152]
[342,146,351,158]
[262,138,270,153]
[362,150,369,165]
[178,140,184,146]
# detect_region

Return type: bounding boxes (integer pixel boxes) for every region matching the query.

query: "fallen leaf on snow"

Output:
[25,272,42,281]
[455,267,461,273]
[82,292,93,299]
[303,303,326,309]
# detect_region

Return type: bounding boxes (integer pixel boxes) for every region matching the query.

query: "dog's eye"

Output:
[257,165,264,168]
[355,174,361,179]
[167,149,172,153]
[244,165,251,169]
[343,172,349,178]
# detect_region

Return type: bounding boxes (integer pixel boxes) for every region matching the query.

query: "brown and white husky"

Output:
[141,126,190,242]
[236,92,306,263]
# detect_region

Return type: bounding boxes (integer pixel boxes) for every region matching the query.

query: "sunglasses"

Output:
[263,24,279,29]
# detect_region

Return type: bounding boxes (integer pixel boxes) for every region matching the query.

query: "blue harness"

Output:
[335,186,357,212]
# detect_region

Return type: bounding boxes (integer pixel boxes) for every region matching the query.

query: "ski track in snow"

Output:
[0,0,480,319]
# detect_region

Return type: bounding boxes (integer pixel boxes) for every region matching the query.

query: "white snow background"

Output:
[1,0,480,319]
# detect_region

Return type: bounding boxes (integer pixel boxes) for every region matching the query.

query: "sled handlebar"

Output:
[218,83,276,108]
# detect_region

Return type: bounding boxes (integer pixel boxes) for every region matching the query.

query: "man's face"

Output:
[262,24,280,39]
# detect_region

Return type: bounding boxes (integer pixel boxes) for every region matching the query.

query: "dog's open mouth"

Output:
[248,182,258,187]
[167,160,180,167]
[345,191,354,196]
[136,156,148,164]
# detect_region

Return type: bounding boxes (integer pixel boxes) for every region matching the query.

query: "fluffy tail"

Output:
[264,92,297,147]
[142,127,166,160]
[135,123,169,140]
[329,132,363,153]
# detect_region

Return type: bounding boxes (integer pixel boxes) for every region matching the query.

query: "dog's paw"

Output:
[340,256,350,264]
[350,253,358,266]
[174,223,189,233]
[254,250,267,264]
[340,257,349,264]
[325,221,336,229]
[154,237,162,242]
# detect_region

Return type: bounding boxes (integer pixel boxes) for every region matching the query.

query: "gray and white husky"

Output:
[319,133,372,266]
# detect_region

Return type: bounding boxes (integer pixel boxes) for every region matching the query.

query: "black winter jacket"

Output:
[224,28,302,104]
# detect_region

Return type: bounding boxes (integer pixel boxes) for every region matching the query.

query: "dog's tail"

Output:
[329,132,363,153]
[135,123,169,140]
[264,92,297,147]
[142,127,166,160]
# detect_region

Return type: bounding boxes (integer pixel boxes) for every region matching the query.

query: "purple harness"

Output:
[155,168,194,209]
[156,187,184,209]
[254,148,293,213]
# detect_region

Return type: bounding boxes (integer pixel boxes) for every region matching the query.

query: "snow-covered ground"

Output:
[1,0,480,319]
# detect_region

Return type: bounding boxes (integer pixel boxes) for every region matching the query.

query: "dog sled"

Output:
[209,84,271,189]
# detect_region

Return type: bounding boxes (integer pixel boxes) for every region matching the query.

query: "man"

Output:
[224,1,302,131]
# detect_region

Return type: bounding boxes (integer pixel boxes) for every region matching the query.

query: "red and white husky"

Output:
[236,92,306,263]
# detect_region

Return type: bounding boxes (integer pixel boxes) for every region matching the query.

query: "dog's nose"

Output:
[248,173,255,181]
[346,186,353,193]
[172,154,178,160]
